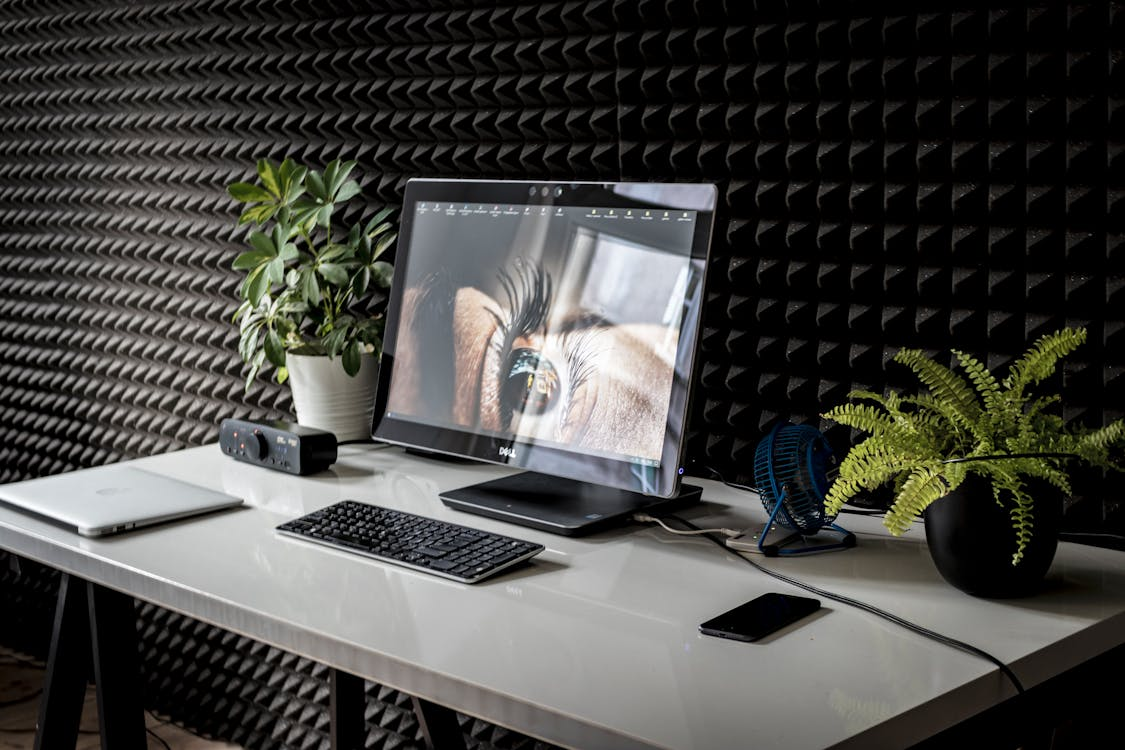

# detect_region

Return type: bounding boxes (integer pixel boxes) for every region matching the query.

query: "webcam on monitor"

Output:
[371,179,717,534]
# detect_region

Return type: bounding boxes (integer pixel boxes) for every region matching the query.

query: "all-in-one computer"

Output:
[372,178,717,534]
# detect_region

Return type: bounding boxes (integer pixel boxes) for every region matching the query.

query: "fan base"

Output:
[728,523,856,557]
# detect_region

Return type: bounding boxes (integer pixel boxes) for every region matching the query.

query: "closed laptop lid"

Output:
[0,464,243,537]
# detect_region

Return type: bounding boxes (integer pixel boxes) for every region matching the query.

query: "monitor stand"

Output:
[439,472,703,536]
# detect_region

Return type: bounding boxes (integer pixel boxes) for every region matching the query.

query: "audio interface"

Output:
[218,419,337,475]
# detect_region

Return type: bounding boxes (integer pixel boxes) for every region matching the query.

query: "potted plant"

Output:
[228,157,395,440]
[821,327,1125,597]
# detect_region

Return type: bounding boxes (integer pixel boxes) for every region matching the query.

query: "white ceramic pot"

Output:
[286,352,379,442]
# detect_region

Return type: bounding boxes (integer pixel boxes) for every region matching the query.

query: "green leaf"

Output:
[306,170,328,202]
[343,340,362,376]
[231,299,251,324]
[263,327,285,367]
[364,206,394,235]
[278,241,299,262]
[279,298,309,315]
[334,180,361,203]
[352,267,370,297]
[372,232,396,260]
[318,262,349,286]
[284,168,308,203]
[239,204,277,225]
[244,350,266,392]
[303,269,321,306]
[232,249,272,270]
[256,159,281,198]
[238,316,264,362]
[355,232,372,264]
[365,221,392,240]
[228,182,274,203]
[248,231,276,257]
[323,159,340,193]
[323,325,348,357]
[316,204,333,229]
[275,366,288,385]
[246,266,271,306]
[320,244,350,263]
[329,160,357,195]
[370,260,394,288]
[267,257,285,285]
[271,223,291,251]
[277,158,298,186]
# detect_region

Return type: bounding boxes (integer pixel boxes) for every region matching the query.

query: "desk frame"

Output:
[36,572,467,750]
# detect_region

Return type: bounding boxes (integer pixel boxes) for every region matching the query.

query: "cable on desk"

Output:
[647,513,1026,696]
[632,512,742,538]
[147,726,172,750]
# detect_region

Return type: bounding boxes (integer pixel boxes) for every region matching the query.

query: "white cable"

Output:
[632,512,743,538]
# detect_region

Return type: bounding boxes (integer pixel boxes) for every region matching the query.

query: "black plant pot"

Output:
[923,475,1062,598]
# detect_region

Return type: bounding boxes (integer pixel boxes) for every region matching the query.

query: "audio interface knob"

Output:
[244,431,268,460]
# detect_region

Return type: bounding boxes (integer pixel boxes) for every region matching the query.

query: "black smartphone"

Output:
[699,592,821,642]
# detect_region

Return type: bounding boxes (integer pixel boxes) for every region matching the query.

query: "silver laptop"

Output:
[0,464,244,537]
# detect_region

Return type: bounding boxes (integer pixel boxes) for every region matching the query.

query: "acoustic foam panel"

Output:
[2,1,1124,748]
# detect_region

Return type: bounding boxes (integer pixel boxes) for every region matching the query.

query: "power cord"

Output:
[632,511,1025,695]
[631,512,743,539]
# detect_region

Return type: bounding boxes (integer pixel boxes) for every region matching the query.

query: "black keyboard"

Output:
[277,500,545,583]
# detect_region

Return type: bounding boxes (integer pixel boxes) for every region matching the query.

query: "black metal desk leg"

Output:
[330,668,366,749]
[86,581,146,749]
[411,696,467,750]
[34,573,91,750]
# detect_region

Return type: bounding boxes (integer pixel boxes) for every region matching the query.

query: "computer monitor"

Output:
[371,178,717,534]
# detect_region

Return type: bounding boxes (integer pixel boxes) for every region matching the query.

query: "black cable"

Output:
[837,506,887,517]
[147,725,172,750]
[941,452,1077,465]
[662,513,1026,696]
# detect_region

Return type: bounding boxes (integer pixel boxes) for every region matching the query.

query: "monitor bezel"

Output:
[371,178,717,498]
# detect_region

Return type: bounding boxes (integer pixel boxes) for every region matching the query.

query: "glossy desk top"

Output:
[2,444,1125,750]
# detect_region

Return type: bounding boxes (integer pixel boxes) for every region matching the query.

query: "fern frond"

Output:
[1069,420,1125,472]
[894,348,981,428]
[898,394,974,451]
[845,389,889,404]
[1003,328,1086,400]
[884,464,950,535]
[824,437,936,515]
[954,349,1001,407]
[1007,485,1035,566]
[821,403,898,436]
[1075,420,1125,452]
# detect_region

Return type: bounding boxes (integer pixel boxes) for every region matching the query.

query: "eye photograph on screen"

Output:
[372,179,717,533]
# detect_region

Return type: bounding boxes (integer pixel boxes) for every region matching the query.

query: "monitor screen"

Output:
[372,179,716,498]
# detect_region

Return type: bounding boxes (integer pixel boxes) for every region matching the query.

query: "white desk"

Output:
[2,443,1125,749]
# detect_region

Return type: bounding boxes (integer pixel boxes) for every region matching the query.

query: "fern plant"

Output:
[822,327,1125,564]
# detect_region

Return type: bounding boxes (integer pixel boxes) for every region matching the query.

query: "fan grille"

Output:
[753,424,837,534]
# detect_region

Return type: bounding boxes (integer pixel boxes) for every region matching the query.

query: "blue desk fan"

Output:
[750,422,856,556]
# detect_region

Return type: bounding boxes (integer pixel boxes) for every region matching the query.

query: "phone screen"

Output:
[699,592,820,642]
